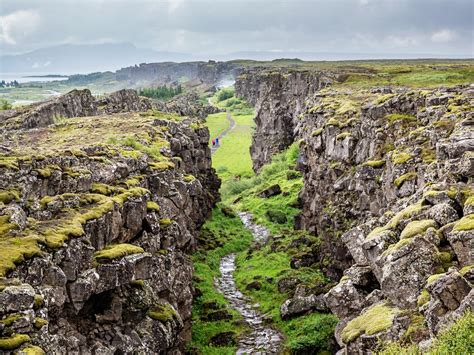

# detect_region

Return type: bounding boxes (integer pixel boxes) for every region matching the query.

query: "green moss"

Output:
[388,202,424,229]
[311,128,323,137]
[0,235,42,277]
[35,168,52,178]
[336,132,351,140]
[159,218,172,228]
[363,159,386,168]
[427,273,445,285]
[94,243,144,263]
[392,151,413,165]
[400,219,437,239]
[460,265,474,276]
[341,303,400,343]
[394,172,417,188]
[417,289,430,307]
[453,214,474,232]
[111,187,149,206]
[383,238,413,256]
[33,294,44,310]
[0,156,19,170]
[0,189,20,204]
[146,201,160,212]
[0,314,20,326]
[130,280,145,288]
[325,117,341,127]
[147,303,177,322]
[33,317,48,329]
[0,334,30,350]
[20,345,46,355]
[149,161,175,171]
[374,94,395,105]
[184,174,196,183]
[90,183,116,196]
[124,176,143,187]
[386,113,417,123]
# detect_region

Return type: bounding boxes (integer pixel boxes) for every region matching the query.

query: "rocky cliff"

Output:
[0,90,219,353]
[236,69,473,353]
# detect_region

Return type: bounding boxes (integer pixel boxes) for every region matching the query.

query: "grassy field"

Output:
[211,113,255,180]
[206,112,230,144]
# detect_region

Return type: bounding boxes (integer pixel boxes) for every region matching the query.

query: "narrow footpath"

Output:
[211,111,235,155]
[215,212,283,354]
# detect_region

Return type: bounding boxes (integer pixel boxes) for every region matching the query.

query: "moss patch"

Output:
[146,201,160,212]
[341,303,400,343]
[392,151,413,165]
[363,159,386,168]
[400,219,437,239]
[147,303,177,322]
[453,214,474,232]
[394,172,417,188]
[0,334,30,351]
[20,345,46,355]
[94,243,144,263]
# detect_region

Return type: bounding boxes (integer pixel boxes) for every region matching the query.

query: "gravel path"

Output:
[214,212,283,354]
[211,111,236,155]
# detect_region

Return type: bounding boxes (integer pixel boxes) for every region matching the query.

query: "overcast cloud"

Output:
[0,0,473,58]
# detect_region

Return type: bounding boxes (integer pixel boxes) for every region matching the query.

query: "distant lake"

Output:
[0,73,69,83]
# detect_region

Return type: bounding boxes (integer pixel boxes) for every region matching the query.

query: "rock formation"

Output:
[0,89,219,353]
[236,68,473,353]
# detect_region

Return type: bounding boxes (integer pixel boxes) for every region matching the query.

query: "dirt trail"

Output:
[215,212,283,354]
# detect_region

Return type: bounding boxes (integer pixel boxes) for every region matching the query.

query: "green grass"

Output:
[190,206,254,354]
[211,113,255,181]
[206,112,230,144]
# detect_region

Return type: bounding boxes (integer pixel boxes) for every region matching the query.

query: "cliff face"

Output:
[235,68,340,171]
[0,90,219,353]
[236,69,473,353]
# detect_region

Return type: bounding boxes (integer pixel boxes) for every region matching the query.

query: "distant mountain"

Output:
[0,43,191,74]
[217,51,472,61]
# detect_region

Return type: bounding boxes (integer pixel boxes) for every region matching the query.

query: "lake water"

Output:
[0,73,69,83]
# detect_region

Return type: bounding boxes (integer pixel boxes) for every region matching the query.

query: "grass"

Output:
[206,112,230,144]
[211,113,255,181]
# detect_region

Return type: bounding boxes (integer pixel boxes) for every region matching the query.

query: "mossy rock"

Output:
[0,189,20,204]
[400,219,438,239]
[0,334,30,351]
[394,172,417,188]
[341,303,400,343]
[453,214,474,232]
[94,243,144,263]
[33,317,48,329]
[19,345,46,355]
[363,159,386,168]
[147,303,177,323]
[146,201,160,212]
[159,218,172,228]
[391,151,413,165]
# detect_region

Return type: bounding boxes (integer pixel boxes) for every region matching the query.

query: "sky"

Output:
[0,0,473,58]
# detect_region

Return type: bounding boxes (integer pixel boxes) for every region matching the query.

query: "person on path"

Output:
[216,137,219,146]
[212,139,215,146]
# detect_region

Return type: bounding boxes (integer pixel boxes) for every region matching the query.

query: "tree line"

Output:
[138,85,182,100]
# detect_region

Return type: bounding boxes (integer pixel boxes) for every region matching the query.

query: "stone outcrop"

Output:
[236,68,473,353]
[0,90,219,353]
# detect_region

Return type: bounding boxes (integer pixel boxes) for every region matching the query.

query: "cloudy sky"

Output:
[1,0,473,58]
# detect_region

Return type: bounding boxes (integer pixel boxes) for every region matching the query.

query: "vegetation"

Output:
[138,85,182,100]
[94,243,144,263]
[147,303,178,322]
[341,303,400,343]
[190,206,253,354]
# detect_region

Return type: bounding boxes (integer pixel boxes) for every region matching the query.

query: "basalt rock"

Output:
[237,68,473,353]
[0,90,219,353]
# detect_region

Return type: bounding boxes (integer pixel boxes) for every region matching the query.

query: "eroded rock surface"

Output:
[0,89,219,353]
[236,69,474,353]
